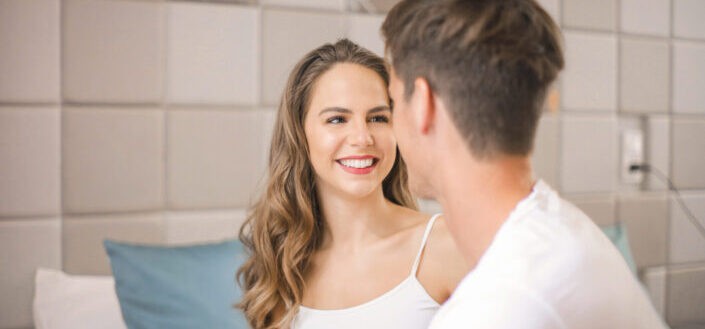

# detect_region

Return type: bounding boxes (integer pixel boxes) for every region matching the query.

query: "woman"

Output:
[238,39,467,329]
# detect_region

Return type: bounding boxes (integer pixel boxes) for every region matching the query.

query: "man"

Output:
[381,0,667,328]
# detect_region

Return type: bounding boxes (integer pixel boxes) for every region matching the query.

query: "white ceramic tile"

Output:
[0,0,60,102]
[669,192,705,264]
[620,38,670,114]
[63,108,164,214]
[165,209,247,245]
[565,195,616,226]
[166,3,258,105]
[63,213,164,275]
[261,107,278,169]
[261,0,344,11]
[532,113,559,187]
[673,41,705,114]
[262,9,345,105]
[667,263,705,325]
[0,108,60,217]
[0,219,61,329]
[672,119,705,189]
[167,109,268,209]
[562,32,617,111]
[563,0,616,31]
[535,0,560,24]
[620,0,670,37]
[645,116,670,191]
[347,0,374,13]
[348,0,400,14]
[241,108,279,208]
[561,115,617,193]
[641,266,666,316]
[63,0,163,103]
[618,194,668,268]
[674,0,705,40]
[347,14,386,57]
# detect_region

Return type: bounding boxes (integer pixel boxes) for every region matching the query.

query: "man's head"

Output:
[382,0,564,196]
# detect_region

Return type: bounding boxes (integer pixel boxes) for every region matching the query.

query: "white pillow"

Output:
[33,268,127,329]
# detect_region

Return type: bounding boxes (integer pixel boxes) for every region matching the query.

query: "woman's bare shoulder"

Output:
[430,215,457,248]
[428,216,464,262]
[422,215,470,297]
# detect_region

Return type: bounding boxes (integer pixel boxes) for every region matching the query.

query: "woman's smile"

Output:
[336,155,379,174]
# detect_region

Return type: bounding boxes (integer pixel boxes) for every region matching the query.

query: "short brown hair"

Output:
[382,0,564,158]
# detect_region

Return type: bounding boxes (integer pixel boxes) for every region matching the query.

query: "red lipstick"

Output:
[336,155,378,175]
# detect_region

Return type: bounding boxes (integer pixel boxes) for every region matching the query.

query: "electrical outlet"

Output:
[621,128,644,184]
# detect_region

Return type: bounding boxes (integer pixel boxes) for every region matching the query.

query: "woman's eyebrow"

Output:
[318,107,351,116]
[318,106,390,116]
[368,106,391,114]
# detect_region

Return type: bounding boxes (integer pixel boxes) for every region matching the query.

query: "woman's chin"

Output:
[335,183,383,200]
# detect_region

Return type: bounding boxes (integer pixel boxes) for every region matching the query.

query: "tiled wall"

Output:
[551,0,705,327]
[0,0,703,328]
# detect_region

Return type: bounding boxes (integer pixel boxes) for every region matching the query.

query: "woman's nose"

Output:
[349,122,374,146]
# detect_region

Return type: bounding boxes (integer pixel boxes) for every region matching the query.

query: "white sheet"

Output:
[33,268,127,329]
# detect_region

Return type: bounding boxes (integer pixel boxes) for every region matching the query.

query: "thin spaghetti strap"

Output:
[410,213,441,277]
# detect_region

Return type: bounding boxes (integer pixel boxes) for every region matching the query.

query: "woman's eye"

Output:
[326,116,346,124]
[369,115,390,123]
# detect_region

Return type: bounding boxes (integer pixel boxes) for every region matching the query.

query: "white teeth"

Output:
[339,158,374,169]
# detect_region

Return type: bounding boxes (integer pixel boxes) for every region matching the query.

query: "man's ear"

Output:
[412,77,435,134]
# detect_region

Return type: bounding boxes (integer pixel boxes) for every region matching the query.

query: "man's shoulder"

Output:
[444,212,666,328]
[434,264,665,329]
[483,193,638,291]
[494,183,613,261]
[430,182,667,329]
[430,276,565,329]
[486,197,609,269]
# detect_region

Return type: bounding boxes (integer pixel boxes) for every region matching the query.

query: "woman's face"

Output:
[304,63,396,200]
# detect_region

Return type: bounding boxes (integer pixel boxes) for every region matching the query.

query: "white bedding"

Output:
[33,268,127,329]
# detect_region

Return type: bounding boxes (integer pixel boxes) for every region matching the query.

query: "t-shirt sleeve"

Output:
[430,281,565,329]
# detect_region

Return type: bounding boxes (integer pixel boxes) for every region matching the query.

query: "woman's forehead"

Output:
[308,63,389,112]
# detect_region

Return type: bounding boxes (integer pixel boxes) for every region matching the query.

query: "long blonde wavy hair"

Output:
[237,39,417,329]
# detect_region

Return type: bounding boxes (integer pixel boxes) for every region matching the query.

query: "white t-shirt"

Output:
[429,180,667,329]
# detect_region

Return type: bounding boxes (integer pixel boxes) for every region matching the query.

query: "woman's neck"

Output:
[316,185,398,252]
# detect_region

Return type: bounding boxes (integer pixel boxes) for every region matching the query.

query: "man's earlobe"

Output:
[413,78,435,134]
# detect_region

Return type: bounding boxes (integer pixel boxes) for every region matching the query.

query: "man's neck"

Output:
[435,151,535,266]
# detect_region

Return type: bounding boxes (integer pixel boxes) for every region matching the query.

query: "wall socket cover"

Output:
[621,128,644,184]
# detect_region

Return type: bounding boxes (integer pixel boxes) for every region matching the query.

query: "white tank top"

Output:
[292,214,442,329]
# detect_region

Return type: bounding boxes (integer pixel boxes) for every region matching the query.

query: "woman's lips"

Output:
[336,156,378,175]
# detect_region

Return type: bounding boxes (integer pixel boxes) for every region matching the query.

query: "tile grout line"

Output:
[59,0,66,273]
[663,0,675,322]
[614,0,622,204]
[161,0,170,242]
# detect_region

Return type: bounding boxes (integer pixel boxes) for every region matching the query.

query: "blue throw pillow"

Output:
[600,222,637,274]
[104,239,249,329]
